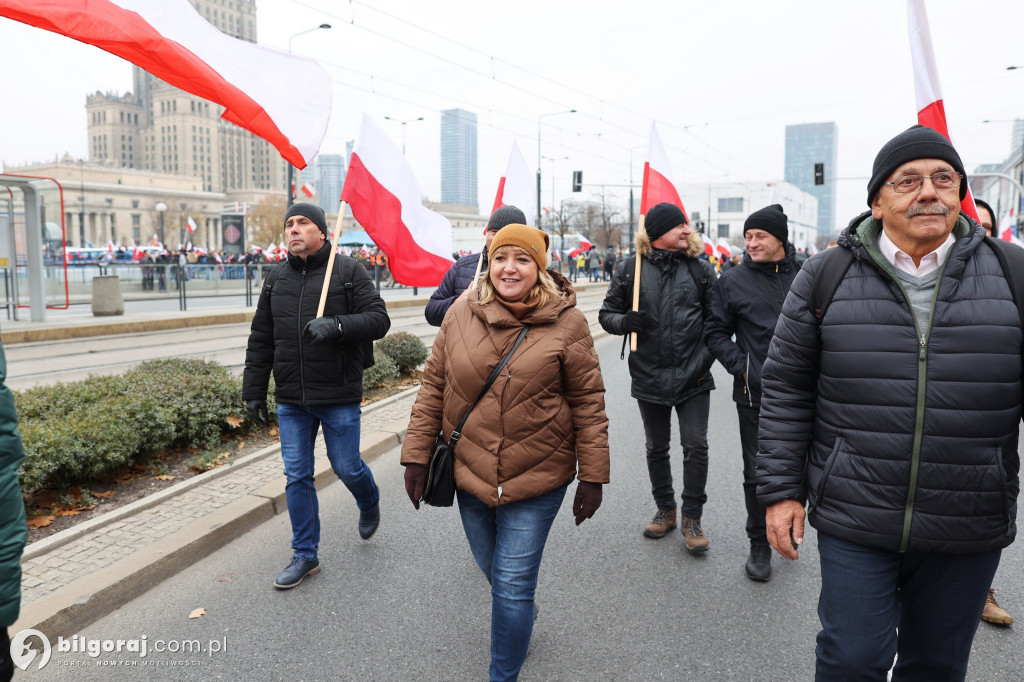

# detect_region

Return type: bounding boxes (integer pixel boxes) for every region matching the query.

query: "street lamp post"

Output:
[383,116,424,155]
[155,202,167,247]
[286,23,332,210]
[542,155,568,270]
[537,109,575,229]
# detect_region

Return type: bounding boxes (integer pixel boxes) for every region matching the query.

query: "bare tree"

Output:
[248,196,287,249]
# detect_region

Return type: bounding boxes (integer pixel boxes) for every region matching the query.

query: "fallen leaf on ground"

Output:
[225,415,244,428]
[56,508,81,516]
[70,486,82,502]
[91,490,115,498]
[188,608,206,619]
[153,475,176,481]
[27,516,55,528]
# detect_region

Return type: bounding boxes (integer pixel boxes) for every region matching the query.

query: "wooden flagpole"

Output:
[470,235,487,290]
[629,214,645,352]
[316,201,348,317]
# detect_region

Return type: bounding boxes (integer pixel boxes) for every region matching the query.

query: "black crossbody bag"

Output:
[422,325,531,507]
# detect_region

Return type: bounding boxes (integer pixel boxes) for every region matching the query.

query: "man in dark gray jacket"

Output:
[704,204,798,582]
[757,125,1021,678]
[600,202,716,552]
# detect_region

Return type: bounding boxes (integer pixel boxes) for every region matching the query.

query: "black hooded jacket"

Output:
[425,252,484,326]
[703,245,800,407]
[757,212,1022,554]
[243,242,391,406]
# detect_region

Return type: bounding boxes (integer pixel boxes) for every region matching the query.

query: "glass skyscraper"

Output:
[784,122,837,234]
[310,154,345,211]
[441,109,478,209]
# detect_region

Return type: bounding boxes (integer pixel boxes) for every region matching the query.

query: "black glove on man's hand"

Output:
[573,481,603,526]
[404,463,428,510]
[245,400,269,426]
[622,310,648,333]
[303,315,343,345]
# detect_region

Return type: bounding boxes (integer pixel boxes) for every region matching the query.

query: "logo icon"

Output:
[10,629,51,671]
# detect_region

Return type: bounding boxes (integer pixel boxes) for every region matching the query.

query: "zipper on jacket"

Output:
[297,267,308,404]
[744,354,753,407]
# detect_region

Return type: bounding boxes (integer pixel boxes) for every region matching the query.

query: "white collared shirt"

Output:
[878,229,954,278]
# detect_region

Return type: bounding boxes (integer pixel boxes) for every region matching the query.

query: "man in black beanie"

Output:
[756,125,1021,677]
[599,202,718,552]
[703,203,800,582]
[425,205,527,326]
[243,202,391,589]
[974,198,996,237]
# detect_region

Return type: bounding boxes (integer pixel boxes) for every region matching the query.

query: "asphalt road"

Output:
[24,334,1024,680]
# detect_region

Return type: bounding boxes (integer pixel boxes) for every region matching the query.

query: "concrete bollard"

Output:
[91,276,124,317]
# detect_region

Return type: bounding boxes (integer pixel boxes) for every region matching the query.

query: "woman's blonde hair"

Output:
[477,245,562,308]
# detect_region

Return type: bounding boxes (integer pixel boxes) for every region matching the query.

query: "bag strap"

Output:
[985,236,1024,329]
[807,246,855,340]
[448,324,531,447]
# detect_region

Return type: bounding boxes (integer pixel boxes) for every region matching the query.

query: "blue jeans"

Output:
[815,532,1001,681]
[457,485,568,682]
[276,403,380,561]
[636,393,710,518]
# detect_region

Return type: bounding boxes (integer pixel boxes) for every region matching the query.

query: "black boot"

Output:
[745,543,772,582]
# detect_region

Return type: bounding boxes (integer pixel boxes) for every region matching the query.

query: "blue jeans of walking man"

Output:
[457,484,567,682]
[276,403,380,561]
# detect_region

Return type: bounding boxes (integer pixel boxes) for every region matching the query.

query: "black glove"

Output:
[622,310,648,333]
[245,400,269,426]
[573,481,603,526]
[303,315,343,345]
[404,463,427,510]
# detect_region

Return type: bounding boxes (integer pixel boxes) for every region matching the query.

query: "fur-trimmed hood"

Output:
[635,227,706,258]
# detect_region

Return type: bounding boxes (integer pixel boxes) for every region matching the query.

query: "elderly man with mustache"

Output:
[756,125,1023,680]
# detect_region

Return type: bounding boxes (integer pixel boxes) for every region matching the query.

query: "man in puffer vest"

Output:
[757,125,1022,679]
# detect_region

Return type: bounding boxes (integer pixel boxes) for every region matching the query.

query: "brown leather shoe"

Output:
[642,508,677,538]
[982,588,1014,626]
[681,516,709,552]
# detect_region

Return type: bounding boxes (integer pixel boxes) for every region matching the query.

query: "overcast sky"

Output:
[1,0,1022,234]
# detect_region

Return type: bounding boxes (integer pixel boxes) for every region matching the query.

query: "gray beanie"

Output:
[284,203,328,236]
[487,205,528,232]
[867,125,967,206]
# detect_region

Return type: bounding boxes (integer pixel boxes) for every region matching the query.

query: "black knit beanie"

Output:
[487,205,528,232]
[645,203,688,242]
[284,203,328,236]
[866,124,967,206]
[744,204,789,245]
[974,198,996,228]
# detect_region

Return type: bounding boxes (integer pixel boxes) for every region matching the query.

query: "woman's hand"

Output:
[573,481,603,525]
[404,463,428,510]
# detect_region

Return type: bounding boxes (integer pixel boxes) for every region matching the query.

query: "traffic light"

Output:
[814,162,825,185]
[572,170,583,192]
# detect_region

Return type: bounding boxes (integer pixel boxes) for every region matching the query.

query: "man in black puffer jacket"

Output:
[757,125,1022,679]
[424,205,526,326]
[703,204,799,583]
[243,203,390,590]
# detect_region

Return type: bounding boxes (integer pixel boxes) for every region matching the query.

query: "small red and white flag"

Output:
[491,138,537,224]
[106,240,116,252]
[716,237,732,259]
[341,114,454,287]
[998,210,1021,244]
[186,217,197,234]
[0,0,331,168]
[575,233,593,250]
[301,182,316,198]
[703,239,714,258]
[907,0,978,222]
[641,121,688,221]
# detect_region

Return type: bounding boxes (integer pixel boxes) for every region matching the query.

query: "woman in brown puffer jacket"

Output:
[402,224,610,682]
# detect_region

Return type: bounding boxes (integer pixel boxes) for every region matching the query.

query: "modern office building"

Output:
[784,122,837,234]
[440,109,478,209]
[84,0,287,196]
[309,154,345,211]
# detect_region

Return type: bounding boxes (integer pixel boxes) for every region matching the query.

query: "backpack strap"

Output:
[807,247,855,341]
[685,257,711,322]
[259,262,287,311]
[985,236,1024,329]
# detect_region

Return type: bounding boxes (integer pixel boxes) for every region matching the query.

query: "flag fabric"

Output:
[106,240,116,252]
[341,114,454,287]
[999,210,1016,242]
[0,0,332,168]
[906,0,979,222]
[491,138,537,222]
[640,122,687,220]
[575,233,593,250]
[767,185,778,205]
[301,182,316,198]
[716,237,732,259]
[186,217,197,234]
[703,239,714,258]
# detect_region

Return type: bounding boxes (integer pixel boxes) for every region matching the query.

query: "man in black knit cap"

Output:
[757,125,1021,677]
[599,202,717,552]
[703,204,800,582]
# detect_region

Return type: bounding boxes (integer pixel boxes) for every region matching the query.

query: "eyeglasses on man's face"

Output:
[882,171,962,194]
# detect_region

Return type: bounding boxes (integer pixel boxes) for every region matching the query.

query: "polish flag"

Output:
[716,238,732,259]
[0,0,331,168]
[641,121,688,221]
[575,233,593,250]
[301,182,316,198]
[703,239,714,258]
[491,138,537,222]
[998,210,1018,243]
[907,0,979,222]
[341,114,454,287]
[106,240,116,252]
[186,217,197,234]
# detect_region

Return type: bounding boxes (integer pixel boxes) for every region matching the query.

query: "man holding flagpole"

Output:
[243,203,390,589]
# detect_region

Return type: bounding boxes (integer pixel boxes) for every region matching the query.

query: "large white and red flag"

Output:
[641,122,688,220]
[342,114,454,287]
[0,0,330,169]
[491,139,537,221]
[907,0,979,222]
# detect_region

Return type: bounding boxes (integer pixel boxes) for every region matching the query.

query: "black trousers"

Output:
[636,392,710,519]
[737,403,767,545]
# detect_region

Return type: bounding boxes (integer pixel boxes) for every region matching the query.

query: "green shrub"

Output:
[362,349,399,388]
[376,331,428,374]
